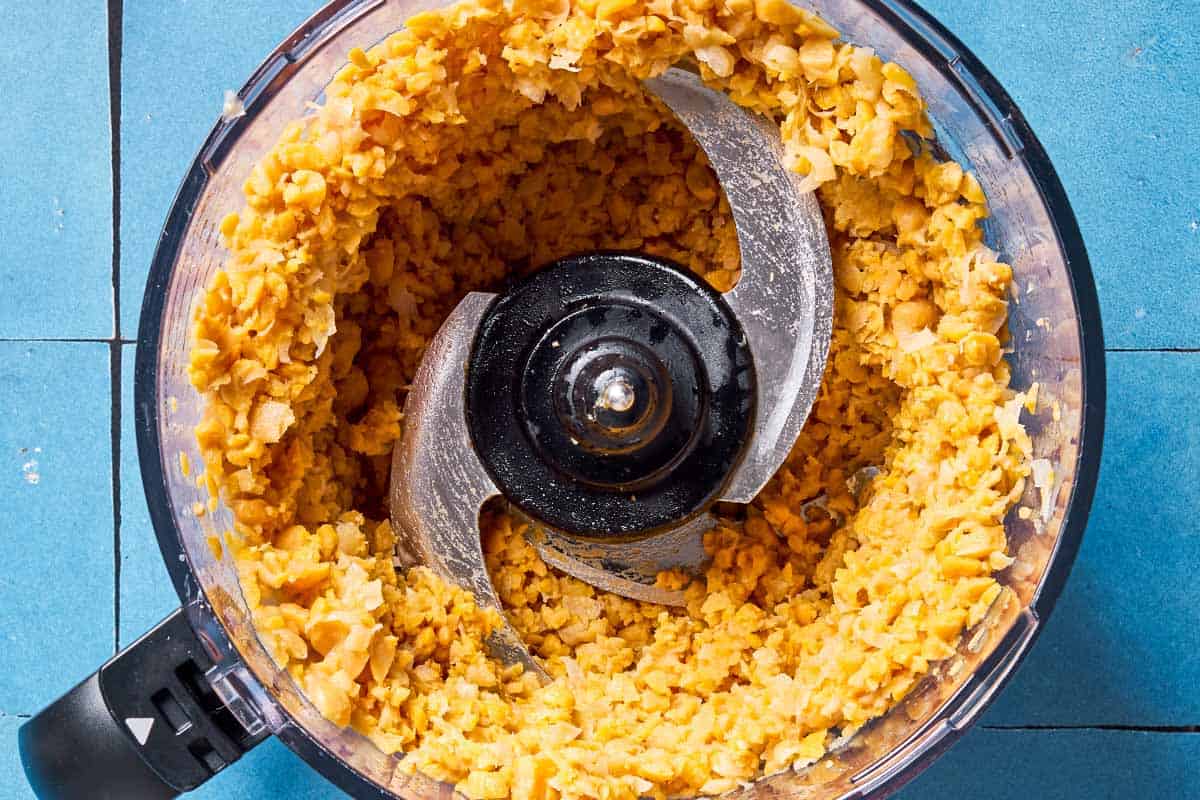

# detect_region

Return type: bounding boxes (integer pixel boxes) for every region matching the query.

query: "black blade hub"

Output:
[466,252,755,539]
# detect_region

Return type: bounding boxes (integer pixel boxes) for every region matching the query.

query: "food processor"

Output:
[18,0,1105,797]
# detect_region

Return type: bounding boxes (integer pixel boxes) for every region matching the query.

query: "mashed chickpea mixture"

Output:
[189,0,1032,796]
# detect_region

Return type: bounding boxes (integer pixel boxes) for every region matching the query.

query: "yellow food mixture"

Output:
[188,0,1031,796]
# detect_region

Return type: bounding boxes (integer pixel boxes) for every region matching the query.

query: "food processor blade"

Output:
[529,513,713,606]
[387,292,543,677]
[389,67,833,672]
[644,68,833,504]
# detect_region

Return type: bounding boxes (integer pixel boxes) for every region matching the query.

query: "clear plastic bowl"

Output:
[134,0,1105,796]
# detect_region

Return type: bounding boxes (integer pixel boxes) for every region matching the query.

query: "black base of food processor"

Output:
[19,609,266,799]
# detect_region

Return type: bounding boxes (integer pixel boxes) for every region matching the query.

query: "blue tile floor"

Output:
[0,3,112,338]
[2,0,1198,797]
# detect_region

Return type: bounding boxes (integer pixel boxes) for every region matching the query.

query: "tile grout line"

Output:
[0,337,136,343]
[983,724,1200,734]
[1107,347,1200,353]
[108,0,124,655]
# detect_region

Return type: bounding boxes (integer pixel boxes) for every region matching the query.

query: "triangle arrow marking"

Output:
[125,716,155,746]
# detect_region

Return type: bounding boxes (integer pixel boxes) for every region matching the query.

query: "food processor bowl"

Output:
[19,1,1104,798]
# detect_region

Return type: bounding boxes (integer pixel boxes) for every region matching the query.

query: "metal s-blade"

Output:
[526,513,714,607]
[644,68,834,505]
[389,291,545,678]
[389,71,833,635]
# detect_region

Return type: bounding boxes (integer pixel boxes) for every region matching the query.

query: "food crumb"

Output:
[221,89,246,121]
[21,458,39,486]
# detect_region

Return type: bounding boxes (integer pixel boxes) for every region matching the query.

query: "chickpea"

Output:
[890,298,938,336]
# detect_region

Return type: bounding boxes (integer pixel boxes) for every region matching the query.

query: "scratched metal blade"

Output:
[390,70,832,631]
[389,292,545,679]
[527,514,714,607]
[527,70,833,593]
[645,68,834,505]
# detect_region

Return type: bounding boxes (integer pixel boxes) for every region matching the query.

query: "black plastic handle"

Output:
[19,608,266,799]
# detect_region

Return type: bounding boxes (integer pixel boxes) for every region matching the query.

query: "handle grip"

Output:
[19,608,266,799]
